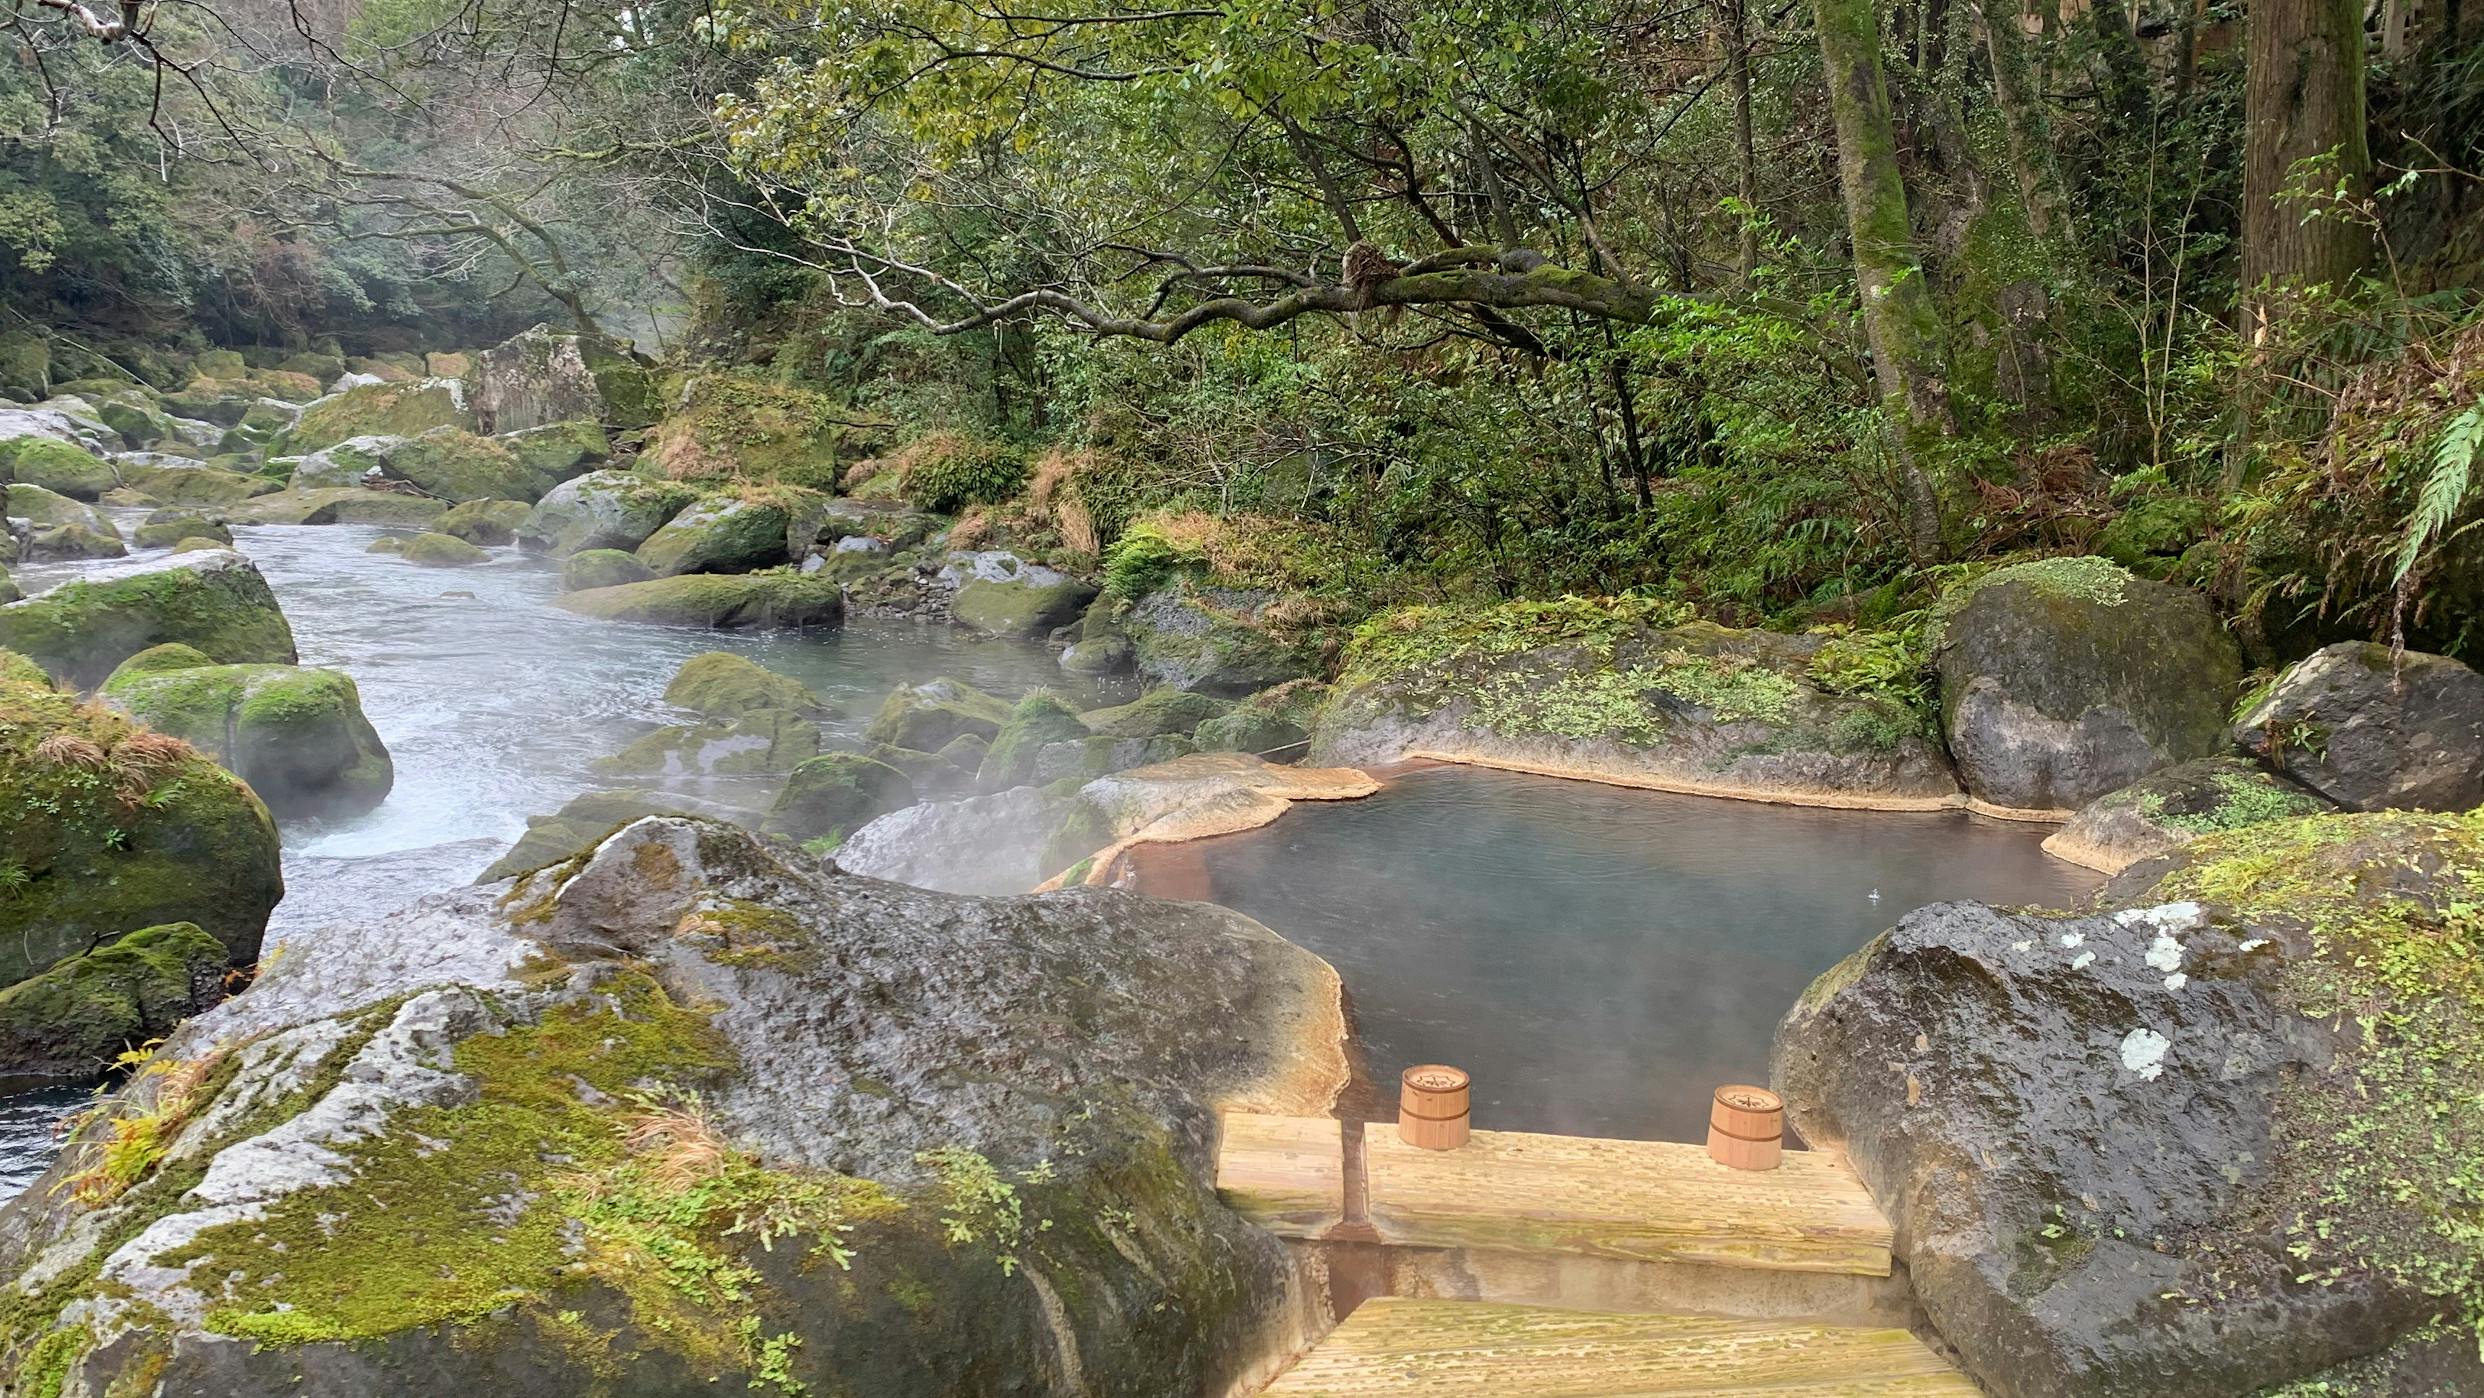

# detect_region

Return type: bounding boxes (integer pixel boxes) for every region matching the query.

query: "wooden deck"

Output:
[1217,1113,1894,1276]
[1256,1300,1979,1396]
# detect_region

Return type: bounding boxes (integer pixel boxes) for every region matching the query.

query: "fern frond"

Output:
[2392,399,2484,585]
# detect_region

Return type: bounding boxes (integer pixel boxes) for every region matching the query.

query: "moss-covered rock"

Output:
[378,427,546,503]
[2040,755,2335,874]
[115,462,279,507]
[102,654,394,820]
[5,481,116,531]
[476,788,738,882]
[2094,496,2209,576]
[400,532,490,567]
[24,522,128,562]
[762,754,916,845]
[642,371,844,488]
[95,396,177,449]
[594,709,822,779]
[432,498,531,546]
[0,329,48,402]
[1778,810,2484,1396]
[0,565,17,606]
[517,469,698,557]
[499,418,610,479]
[977,691,1094,791]
[472,325,657,432]
[0,437,117,499]
[2231,642,2484,813]
[132,511,233,550]
[1935,557,2241,813]
[635,491,817,576]
[286,435,400,490]
[552,571,846,629]
[943,551,1098,639]
[560,548,652,591]
[0,549,297,688]
[1080,688,1227,739]
[1121,585,1310,697]
[282,379,472,455]
[664,652,826,718]
[226,488,448,527]
[0,921,230,1077]
[364,535,407,555]
[0,666,281,987]
[864,677,1013,751]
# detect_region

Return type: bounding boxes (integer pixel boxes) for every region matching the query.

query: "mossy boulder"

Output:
[433,498,532,546]
[95,396,177,449]
[943,551,1098,639]
[560,548,652,591]
[0,330,48,401]
[2095,496,2210,576]
[400,532,490,568]
[664,652,826,718]
[379,427,554,503]
[2231,642,2484,813]
[1312,597,1961,808]
[1777,810,2484,1396]
[0,549,296,688]
[5,481,116,532]
[0,666,282,988]
[977,691,1094,792]
[0,566,17,606]
[0,921,230,1078]
[0,437,117,499]
[1122,585,1310,697]
[472,325,658,432]
[593,710,822,779]
[226,489,448,527]
[128,514,230,559]
[365,536,407,555]
[1934,557,2241,814]
[475,788,739,882]
[1080,688,1227,739]
[2040,755,2335,875]
[101,652,394,820]
[864,677,1013,751]
[114,462,280,507]
[287,435,400,490]
[0,816,1339,1396]
[635,491,816,577]
[517,469,697,557]
[24,522,128,562]
[552,571,846,629]
[762,754,916,845]
[282,379,472,455]
[500,419,610,479]
[642,371,843,488]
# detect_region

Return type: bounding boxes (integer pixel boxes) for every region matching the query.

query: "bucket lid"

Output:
[1402,1064,1470,1092]
[1714,1084,1783,1113]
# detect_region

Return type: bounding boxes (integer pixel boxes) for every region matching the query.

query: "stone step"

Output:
[1256,1299,1977,1396]
[1217,1112,1894,1276]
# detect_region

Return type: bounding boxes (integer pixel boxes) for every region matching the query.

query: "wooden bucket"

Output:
[1707,1084,1784,1171]
[1399,1064,1471,1151]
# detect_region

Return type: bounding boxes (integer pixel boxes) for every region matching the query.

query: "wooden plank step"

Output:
[1257,1300,1979,1396]
[1216,1114,1893,1277]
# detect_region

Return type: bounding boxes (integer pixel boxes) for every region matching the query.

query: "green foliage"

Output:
[1101,523,1197,599]
[2392,398,2482,584]
[916,1147,1051,1277]
[1807,617,1933,712]
[896,434,1027,514]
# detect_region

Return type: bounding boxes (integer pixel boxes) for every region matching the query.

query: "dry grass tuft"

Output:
[621,1097,731,1192]
[946,507,994,551]
[33,733,108,770]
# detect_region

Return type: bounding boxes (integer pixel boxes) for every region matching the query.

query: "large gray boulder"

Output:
[1123,586,1309,696]
[635,491,822,577]
[1776,810,2484,1397]
[470,324,659,432]
[516,469,697,557]
[0,817,1344,1398]
[943,551,1097,639]
[1935,557,2240,813]
[0,548,297,688]
[2231,642,2484,812]
[552,571,845,630]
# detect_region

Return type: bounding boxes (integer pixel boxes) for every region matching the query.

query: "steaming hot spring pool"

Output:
[0,518,2099,1190]
[1129,763,2101,1141]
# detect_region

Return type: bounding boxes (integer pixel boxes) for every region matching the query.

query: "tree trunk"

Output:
[2240,0,2371,318]
[1813,0,1954,563]
[1981,0,2072,241]
[1717,0,1761,282]
[2089,0,2151,122]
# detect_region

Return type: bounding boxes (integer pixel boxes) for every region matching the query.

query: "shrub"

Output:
[892,433,1026,514]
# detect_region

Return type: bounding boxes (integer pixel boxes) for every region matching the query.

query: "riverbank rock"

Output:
[517,469,698,556]
[23,521,126,562]
[0,549,297,688]
[1122,586,1311,696]
[945,551,1097,638]
[1775,810,2484,1397]
[226,488,448,527]
[0,816,1343,1398]
[978,692,1097,791]
[1194,680,1325,756]
[471,325,659,431]
[281,378,472,455]
[553,571,845,629]
[101,647,394,820]
[2040,756,2334,875]
[476,788,749,882]
[130,511,234,551]
[0,921,229,1078]
[642,372,843,487]
[761,753,917,845]
[286,435,399,490]
[0,566,16,606]
[432,497,532,546]
[594,710,821,779]
[2231,642,2484,812]
[665,651,827,718]
[865,676,1013,751]
[401,531,491,567]
[1083,687,1227,739]
[380,426,574,503]
[1312,600,1960,809]
[561,548,652,591]
[0,437,117,498]
[1935,557,2240,815]
[113,462,274,507]
[636,490,822,577]
[4,481,116,533]
[0,660,282,988]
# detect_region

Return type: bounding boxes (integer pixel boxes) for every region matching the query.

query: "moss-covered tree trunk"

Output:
[1813,0,1953,563]
[1979,0,2071,242]
[1716,0,1761,282]
[2240,0,2371,312]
